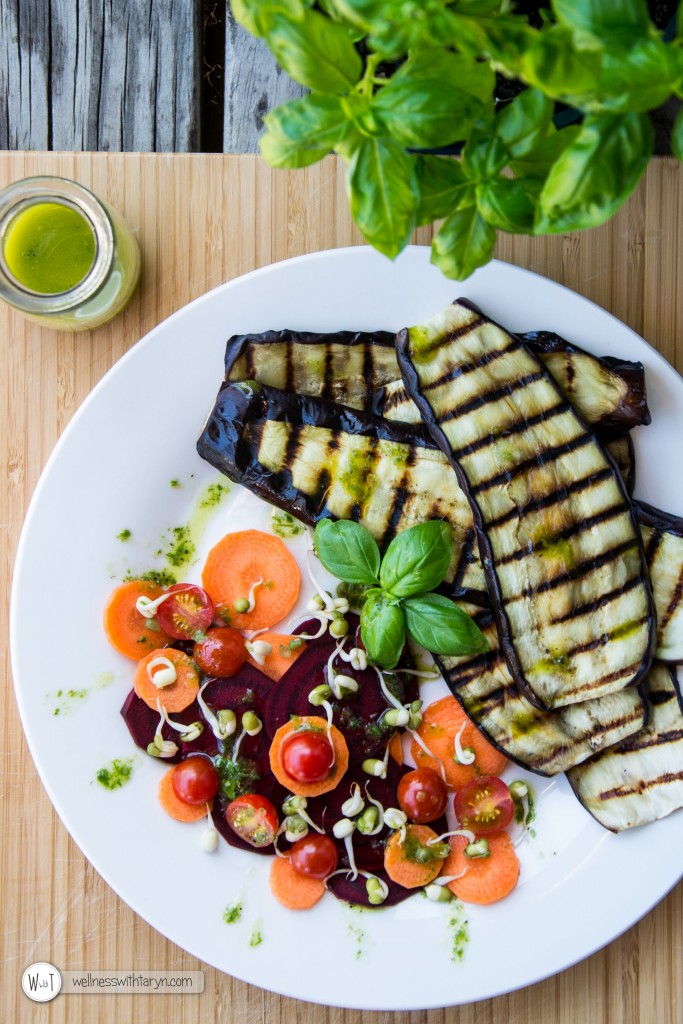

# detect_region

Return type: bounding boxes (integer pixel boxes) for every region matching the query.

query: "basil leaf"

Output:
[232,0,306,37]
[402,593,488,657]
[392,50,495,108]
[673,107,683,164]
[592,40,681,114]
[380,521,453,598]
[373,77,482,149]
[348,138,419,259]
[509,125,582,178]
[495,88,554,159]
[267,10,363,92]
[360,590,405,670]
[520,25,603,100]
[416,156,474,226]
[462,121,508,180]
[536,112,652,234]
[431,206,496,281]
[314,519,380,585]
[261,95,351,169]
[476,177,540,233]
[551,0,651,45]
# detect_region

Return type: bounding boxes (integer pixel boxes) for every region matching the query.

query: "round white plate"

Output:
[11,246,683,1010]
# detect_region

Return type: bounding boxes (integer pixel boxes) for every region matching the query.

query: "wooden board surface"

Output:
[1,151,682,1023]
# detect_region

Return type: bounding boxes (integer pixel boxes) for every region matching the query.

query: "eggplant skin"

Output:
[568,663,683,831]
[396,299,655,711]
[637,501,683,663]
[438,608,647,776]
[196,380,480,596]
[224,328,397,412]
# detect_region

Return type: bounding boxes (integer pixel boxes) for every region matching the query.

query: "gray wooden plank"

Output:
[224,9,305,154]
[0,0,50,149]
[50,0,202,152]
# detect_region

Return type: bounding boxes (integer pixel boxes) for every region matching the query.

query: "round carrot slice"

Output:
[269,856,326,910]
[384,824,444,889]
[202,530,301,630]
[410,694,508,790]
[103,579,172,660]
[133,648,200,712]
[269,717,348,797]
[387,731,404,766]
[246,631,306,681]
[158,768,212,823]
[443,831,520,905]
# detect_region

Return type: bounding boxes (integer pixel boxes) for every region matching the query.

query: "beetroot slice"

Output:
[120,691,219,761]
[326,869,415,908]
[264,628,412,762]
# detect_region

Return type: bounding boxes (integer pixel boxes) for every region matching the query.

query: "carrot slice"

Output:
[384,824,444,889]
[246,631,306,682]
[158,768,212,823]
[443,831,520,905]
[410,694,508,790]
[269,717,349,797]
[202,530,301,631]
[269,856,326,910]
[133,648,200,713]
[387,731,404,766]
[103,580,172,660]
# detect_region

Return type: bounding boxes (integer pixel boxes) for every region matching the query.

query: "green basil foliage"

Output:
[234,0,683,279]
[314,518,487,668]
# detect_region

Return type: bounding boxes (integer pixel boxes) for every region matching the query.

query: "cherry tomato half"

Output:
[397,767,448,824]
[172,756,220,806]
[226,794,279,848]
[280,730,335,784]
[156,584,215,641]
[193,627,246,677]
[290,834,338,879]
[453,776,514,835]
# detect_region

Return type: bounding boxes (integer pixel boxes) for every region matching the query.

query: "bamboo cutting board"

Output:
[1,152,682,1024]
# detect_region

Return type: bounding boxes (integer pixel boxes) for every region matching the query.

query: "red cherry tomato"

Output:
[193,627,246,677]
[226,794,279,848]
[280,730,335,784]
[397,767,448,824]
[171,756,219,806]
[453,776,514,835]
[290,834,339,879]
[156,584,215,641]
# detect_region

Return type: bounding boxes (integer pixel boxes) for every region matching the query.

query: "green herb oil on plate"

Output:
[3,202,96,293]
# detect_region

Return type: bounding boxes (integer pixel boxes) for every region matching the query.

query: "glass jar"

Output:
[0,175,141,331]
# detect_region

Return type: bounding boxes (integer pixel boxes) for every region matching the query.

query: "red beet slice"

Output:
[120,691,219,761]
[326,868,415,908]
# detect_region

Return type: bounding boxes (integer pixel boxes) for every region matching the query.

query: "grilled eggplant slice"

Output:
[438,607,647,775]
[637,501,683,663]
[197,380,479,592]
[396,300,655,710]
[375,334,649,436]
[224,328,397,411]
[568,663,683,830]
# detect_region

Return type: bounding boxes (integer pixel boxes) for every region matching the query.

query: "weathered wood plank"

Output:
[224,8,305,154]
[1,1,202,153]
[0,0,50,149]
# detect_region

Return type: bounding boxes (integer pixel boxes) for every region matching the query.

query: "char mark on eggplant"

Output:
[395,300,655,711]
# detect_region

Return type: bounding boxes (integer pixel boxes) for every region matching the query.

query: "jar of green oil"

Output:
[0,176,141,330]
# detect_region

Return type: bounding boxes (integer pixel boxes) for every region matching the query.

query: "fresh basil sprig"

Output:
[234,0,683,281]
[314,518,487,669]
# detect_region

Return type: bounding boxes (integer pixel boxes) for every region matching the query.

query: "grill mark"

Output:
[496,503,628,567]
[383,483,411,544]
[530,712,646,770]
[383,387,410,415]
[549,575,642,625]
[450,401,570,460]
[245,342,256,380]
[445,653,505,689]
[487,468,614,531]
[284,345,295,394]
[506,538,639,603]
[404,444,417,469]
[424,336,520,393]
[597,764,683,801]
[648,689,677,707]
[437,370,546,426]
[321,343,335,402]
[564,616,649,659]
[660,566,683,632]
[644,526,663,564]
[419,314,485,356]
[558,659,642,699]
[470,433,592,496]
[363,343,375,408]
[564,352,575,388]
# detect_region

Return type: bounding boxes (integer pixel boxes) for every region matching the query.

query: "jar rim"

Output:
[0,176,115,314]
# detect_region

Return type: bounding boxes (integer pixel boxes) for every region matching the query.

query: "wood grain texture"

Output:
[1,1,201,152]
[1,152,682,1024]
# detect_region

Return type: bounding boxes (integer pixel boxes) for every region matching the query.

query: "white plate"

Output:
[11,246,683,1010]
